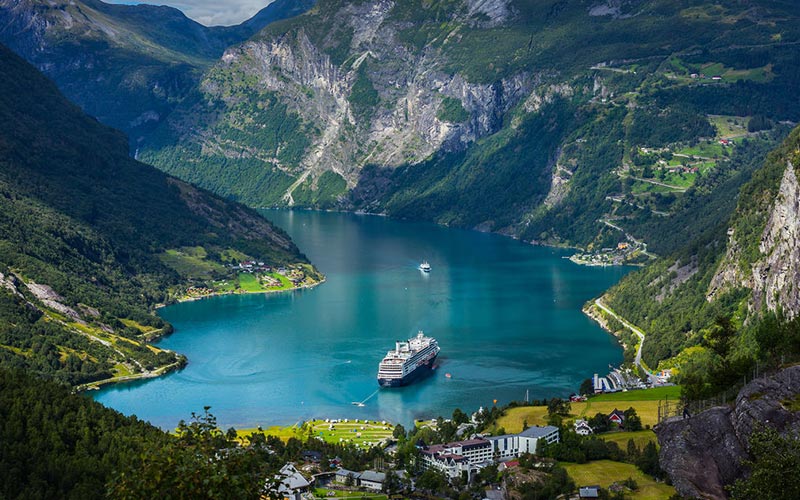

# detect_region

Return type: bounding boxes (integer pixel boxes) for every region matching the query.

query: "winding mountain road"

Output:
[594,299,658,385]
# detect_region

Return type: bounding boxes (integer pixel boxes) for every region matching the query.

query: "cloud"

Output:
[106,1,274,26]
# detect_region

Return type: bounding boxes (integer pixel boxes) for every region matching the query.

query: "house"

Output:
[574,419,594,436]
[497,460,519,472]
[334,468,361,485]
[579,485,601,498]
[274,464,311,500]
[359,470,386,491]
[301,450,322,463]
[609,409,626,426]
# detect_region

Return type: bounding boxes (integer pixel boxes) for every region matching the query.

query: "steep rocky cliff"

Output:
[0,0,314,138]
[708,128,800,318]
[656,365,800,499]
[139,0,800,244]
[141,0,539,209]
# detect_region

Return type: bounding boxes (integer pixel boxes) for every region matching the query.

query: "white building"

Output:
[421,427,560,480]
[487,425,560,461]
[358,470,386,491]
[273,463,311,500]
[419,438,493,480]
[574,419,593,435]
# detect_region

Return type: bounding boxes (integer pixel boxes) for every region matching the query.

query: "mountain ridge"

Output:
[0,41,314,386]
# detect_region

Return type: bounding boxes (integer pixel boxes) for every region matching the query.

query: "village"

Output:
[261,384,678,500]
[182,261,319,301]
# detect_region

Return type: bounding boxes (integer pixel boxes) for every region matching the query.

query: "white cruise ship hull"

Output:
[377,353,438,387]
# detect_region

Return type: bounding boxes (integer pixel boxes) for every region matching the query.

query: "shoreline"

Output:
[88,275,328,392]
[165,276,327,308]
[76,358,186,393]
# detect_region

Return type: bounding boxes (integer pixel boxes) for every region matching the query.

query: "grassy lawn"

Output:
[599,430,658,450]
[238,419,394,448]
[660,171,696,188]
[677,142,725,158]
[314,488,387,499]
[561,460,675,499]
[159,247,226,279]
[269,272,296,290]
[496,387,679,432]
[708,115,749,138]
[628,180,685,195]
[237,273,267,292]
[592,386,680,402]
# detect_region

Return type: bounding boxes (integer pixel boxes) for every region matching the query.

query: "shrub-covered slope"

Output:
[0,43,310,385]
[602,125,800,378]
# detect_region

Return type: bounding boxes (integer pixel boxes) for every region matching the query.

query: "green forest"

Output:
[0,44,309,385]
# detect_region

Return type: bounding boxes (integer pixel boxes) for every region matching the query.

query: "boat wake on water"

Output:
[351,388,380,407]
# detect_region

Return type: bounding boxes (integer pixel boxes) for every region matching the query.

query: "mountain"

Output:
[596,123,800,395]
[0,0,315,139]
[0,42,315,386]
[139,0,799,243]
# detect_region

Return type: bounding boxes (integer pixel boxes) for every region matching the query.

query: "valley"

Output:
[2,1,800,499]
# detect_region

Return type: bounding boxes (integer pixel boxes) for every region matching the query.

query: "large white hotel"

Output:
[419,426,560,479]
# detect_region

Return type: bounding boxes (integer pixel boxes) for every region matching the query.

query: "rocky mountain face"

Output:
[139,0,800,240]
[656,365,800,499]
[142,0,540,208]
[0,0,315,139]
[708,128,800,318]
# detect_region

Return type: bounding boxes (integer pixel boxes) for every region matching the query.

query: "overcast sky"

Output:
[107,1,275,27]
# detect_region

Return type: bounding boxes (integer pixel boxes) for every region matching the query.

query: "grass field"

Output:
[496,387,679,433]
[599,430,658,450]
[708,115,750,138]
[237,272,267,292]
[314,488,387,499]
[237,419,395,448]
[561,460,675,499]
[159,247,226,279]
[592,386,680,402]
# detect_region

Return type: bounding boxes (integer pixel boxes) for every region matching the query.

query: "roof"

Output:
[518,425,559,438]
[579,485,601,498]
[276,464,310,492]
[335,469,361,479]
[359,471,386,483]
[609,409,625,420]
[457,438,491,449]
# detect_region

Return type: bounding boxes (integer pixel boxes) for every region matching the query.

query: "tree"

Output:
[452,408,469,425]
[580,378,594,396]
[547,398,571,416]
[635,441,664,479]
[622,407,643,431]
[393,423,406,440]
[589,412,610,433]
[730,428,800,500]
[109,407,276,499]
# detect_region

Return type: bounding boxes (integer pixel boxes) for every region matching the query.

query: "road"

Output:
[594,299,659,385]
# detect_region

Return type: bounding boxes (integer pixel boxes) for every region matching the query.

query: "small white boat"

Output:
[419,261,431,272]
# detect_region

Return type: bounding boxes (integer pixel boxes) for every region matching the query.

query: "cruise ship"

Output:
[377,332,440,387]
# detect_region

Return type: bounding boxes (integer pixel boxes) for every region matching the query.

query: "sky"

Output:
[107,1,275,26]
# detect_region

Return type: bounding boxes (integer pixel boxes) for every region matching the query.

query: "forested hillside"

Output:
[0,0,315,138]
[0,43,313,385]
[139,0,800,253]
[601,125,800,397]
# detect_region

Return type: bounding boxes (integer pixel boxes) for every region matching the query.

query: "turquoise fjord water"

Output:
[94,210,629,429]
